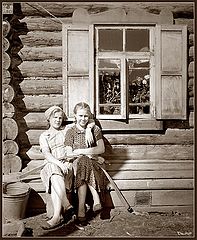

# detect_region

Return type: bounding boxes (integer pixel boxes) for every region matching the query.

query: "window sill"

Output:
[97,119,163,131]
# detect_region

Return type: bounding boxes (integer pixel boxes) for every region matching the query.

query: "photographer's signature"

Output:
[177,231,192,236]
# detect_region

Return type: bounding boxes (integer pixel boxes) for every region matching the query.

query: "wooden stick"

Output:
[96,163,134,213]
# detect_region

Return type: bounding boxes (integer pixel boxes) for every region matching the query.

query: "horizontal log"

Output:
[17,113,163,131]
[175,18,194,33]
[105,145,194,160]
[20,2,75,17]
[189,97,194,110]
[109,179,193,190]
[105,129,194,145]
[19,61,62,77]
[16,112,48,129]
[3,154,22,174]
[3,118,18,140]
[19,46,62,61]
[27,190,193,210]
[189,34,194,46]
[189,112,194,128]
[24,169,192,182]
[21,17,71,31]
[19,144,193,160]
[20,31,62,47]
[106,162,193,171]
[2,69,11,84]
[188,89,193,97]
[3,37,10,51]
[100,119,163,131]
[20,2,194,17]
[108,170,193,180]
[14,95,63,112]
[18,128,194,146]
[2,102,15,118]
[189,46,194,60]
[26,178,193,191]
[19,146,44,160]
[188,77,193,87]
[19,79,62,95]
[2,84,15,103]
[3,20,11,37]
[3,140,19,155]
[111,190,193,207]
[3,52,11,70]
[152,190,193,206]
[188,61,194,78]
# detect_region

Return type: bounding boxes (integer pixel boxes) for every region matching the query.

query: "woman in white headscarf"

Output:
[40,106,94,230]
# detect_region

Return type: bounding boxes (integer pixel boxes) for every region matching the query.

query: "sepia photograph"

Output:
[2,1,195,237]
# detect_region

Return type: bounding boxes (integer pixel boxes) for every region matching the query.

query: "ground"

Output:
[3,208,194,238]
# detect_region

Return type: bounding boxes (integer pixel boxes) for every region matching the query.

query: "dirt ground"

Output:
[4,207,194,238]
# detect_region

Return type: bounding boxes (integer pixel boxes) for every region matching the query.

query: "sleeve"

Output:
[39,133,51,153]
[93,125,103,142]
[64,128,74,147]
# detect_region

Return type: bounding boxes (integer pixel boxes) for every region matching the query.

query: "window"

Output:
[95,26,155,119]
[62,24,187,130]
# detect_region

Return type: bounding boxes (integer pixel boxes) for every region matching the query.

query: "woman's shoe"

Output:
[93,203,102,213]
[63,207,75,223]
[42,219,64,230]
[75,217,89,230]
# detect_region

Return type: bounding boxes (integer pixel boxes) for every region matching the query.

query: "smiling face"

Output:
[75,108,89,128]
[49,110,63,130]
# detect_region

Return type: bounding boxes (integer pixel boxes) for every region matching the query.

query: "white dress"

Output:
[40,124,74,193]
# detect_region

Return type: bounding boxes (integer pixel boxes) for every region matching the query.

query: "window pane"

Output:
[126,29,149,52]
[128,59,150,114]
[98,29,123,51]
[98,59,121,115]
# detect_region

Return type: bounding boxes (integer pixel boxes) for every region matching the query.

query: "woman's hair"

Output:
[45,105,67,122]
[51,109,67,122]
[73,102,92,117]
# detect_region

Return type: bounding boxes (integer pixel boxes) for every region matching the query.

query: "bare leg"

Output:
[77,184,87,218]
[48,175,71,226]
[88,184,101,206]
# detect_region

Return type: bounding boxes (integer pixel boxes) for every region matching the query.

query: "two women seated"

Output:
[39,102,107,230]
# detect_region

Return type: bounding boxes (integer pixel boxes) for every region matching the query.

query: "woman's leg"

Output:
[77,184,87,218]
[88,185,101,207]
[48,175,71,225]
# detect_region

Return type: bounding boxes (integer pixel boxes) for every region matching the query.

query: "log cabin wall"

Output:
[3,2,194,214]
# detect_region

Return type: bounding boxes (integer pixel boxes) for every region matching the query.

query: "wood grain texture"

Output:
[3,140,19,155]
[2,118,18,140]
[19,61,62,77]
[3,154,22,174]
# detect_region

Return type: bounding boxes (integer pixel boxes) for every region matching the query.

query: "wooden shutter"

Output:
[62,24,94,119]
[155,25,187,119]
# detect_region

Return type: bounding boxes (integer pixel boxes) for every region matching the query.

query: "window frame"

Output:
[95,25,156,120]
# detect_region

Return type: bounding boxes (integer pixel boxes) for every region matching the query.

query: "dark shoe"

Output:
[42,219,64,230]
[75,217,89,230]
[63,207,75,223]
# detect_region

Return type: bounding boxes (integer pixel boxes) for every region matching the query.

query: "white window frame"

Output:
[95,25,156,120]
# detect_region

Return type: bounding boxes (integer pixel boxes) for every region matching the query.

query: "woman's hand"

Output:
[85,128,94,147]
[97,156,105,164]
[59,162,69,174]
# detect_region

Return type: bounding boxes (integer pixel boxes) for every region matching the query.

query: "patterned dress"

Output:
[64,124,107,192]
[40,125,74,193]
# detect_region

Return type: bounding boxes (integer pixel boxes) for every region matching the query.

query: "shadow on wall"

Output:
[8,3,32,168]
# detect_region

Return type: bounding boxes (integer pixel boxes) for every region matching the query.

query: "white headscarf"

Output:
[44,106,64,121]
